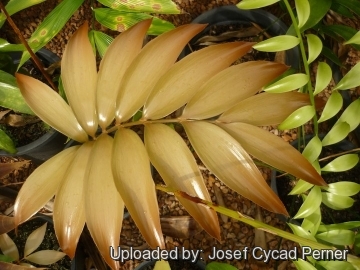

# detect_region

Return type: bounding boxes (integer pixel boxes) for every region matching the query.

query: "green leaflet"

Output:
[206,262,238,270]
[344,31,360,45]
[295,0,310,29]
[316,230,355,246]
[0,129,16,154]
[290,179,314,195]
[302,136,322,163]
[301,207,321,236]
[319,24,360,51]
[301,0,332,31]
[322,154,359,172]
[318,91,343,123]
[94,8,175,35]
[335,99,360,131]
[333,0,360,17]
[306,34,322,64]
[321,46,343,67]
[0,39,25,52]
[313,62,332,95]
[97,0,180,14]
[335,63,360,90]
[321,122,350,147]
[278,105,315,130]
[322,193,355,210]
[318,221,360,232]
[288,223,317,242]
[237,0,280,9]
[316,261,356,270]
[323,182,360,196]
[92,31,114,58]
[264,73,308,93]
[294,186,321,219]
[293,259,317,270]
[19,0,84,67]
[0,71,33,114]
[253,35,300,52]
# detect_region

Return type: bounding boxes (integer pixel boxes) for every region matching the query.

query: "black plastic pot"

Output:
[184,5,300,70]
[0,49,67,164]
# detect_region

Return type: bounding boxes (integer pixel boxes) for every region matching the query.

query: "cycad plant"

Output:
[14,19,325,269]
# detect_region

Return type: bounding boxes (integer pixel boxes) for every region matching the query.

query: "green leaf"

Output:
[306,34,322,64]
[288,223,317,242]
[320,24,360,51]
[0,254,13,263]
[321,46,343,67]
[0,129,17,154]
[263,74,308,93]
[314,62,332,95]
[294,186,322,219]
[335,63,360,90]
[302,135,322,163]
[318,221,360,232]
[295,0,310,29]
[316,261,356,270]
[293,259,317,270]
[97,0,181,14]
[0,39,25,52]
[206,262,238,270]
[318,91,343,123]
[253,35,300,52]
[333,0,360,17]
[278,105,315,130]
[0,71,33,114]
[331,2,354,18]
[236,0,280,9]
[322,154,359,172]
[316,230,355,246]
[19,0,84,67]
[322,193,355,210]
[301,207,321,236]
[301,0,332,31]
[290,179,314,195]
[344,31,360,45]
[323,182,360,196]
[336,99,360,131]
[321,122,350,147]
[94,8,175,35]
[355,233,360,255]
[92,30,114,58]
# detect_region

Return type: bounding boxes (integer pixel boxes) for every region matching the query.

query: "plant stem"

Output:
[282,0,318,135]
[0,2,58,92]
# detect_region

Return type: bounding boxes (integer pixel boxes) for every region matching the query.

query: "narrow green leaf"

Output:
[0,71,33,114]
[354,233,360,255]
[278,105,315,130]
[321,122,350,147]
[206,262,238,270]
[253,36,300,52]
[288,223,318,242]
[302,207,321,236]
[336,99,360,131]
[318,221,360,232]
[344,31,360,45]
[88,30,96,55]
[321,46,343,67]
[264,73,308,93]
[237,0,280,9]
[290,179,314,195]
[316,261,355,270]
[301,0,332,31]
[94,8,175,35]
[0,39,25,52]
[293,259,317,270]
[335,63,360,90]
[295,0,310,29]
[92,30,114,58]
[19,0,84,67]
[294,186,322,219]
[323,182,360,196]
[322,154,359,172]
[306,34,322,64]
[318,91,343,123]
[322,193,355,210]
[314,62,332,95]
[302,136,322,163]
[320,24,360,51]
[0,129,17,154]
[316,230,355,246]
[97,0,181,14]
[333,0,360,17]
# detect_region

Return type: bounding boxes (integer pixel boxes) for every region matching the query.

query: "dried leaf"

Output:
[0,233,19,261]
[182,61,288,119]
[115,24,207,123]
[195,27,261,44]
[112,128,164,249]
[218,122,325,186]
[2,114,40,127]
[218,92,310,125]
[61,22,98,137]
[84,134,123,269]
[0,261,44,270]
[144,42,254,120]
[54,142,93,258]
[24,223,47,257]
[15,73,88,143]
[97,19,151,129]
[0,110,11,119]
[14,146,79,226]
[25,250,66,265]
[183,121,288,215]
[145,124,221,240]
[160,216,202,239]
[0,161,29,179]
